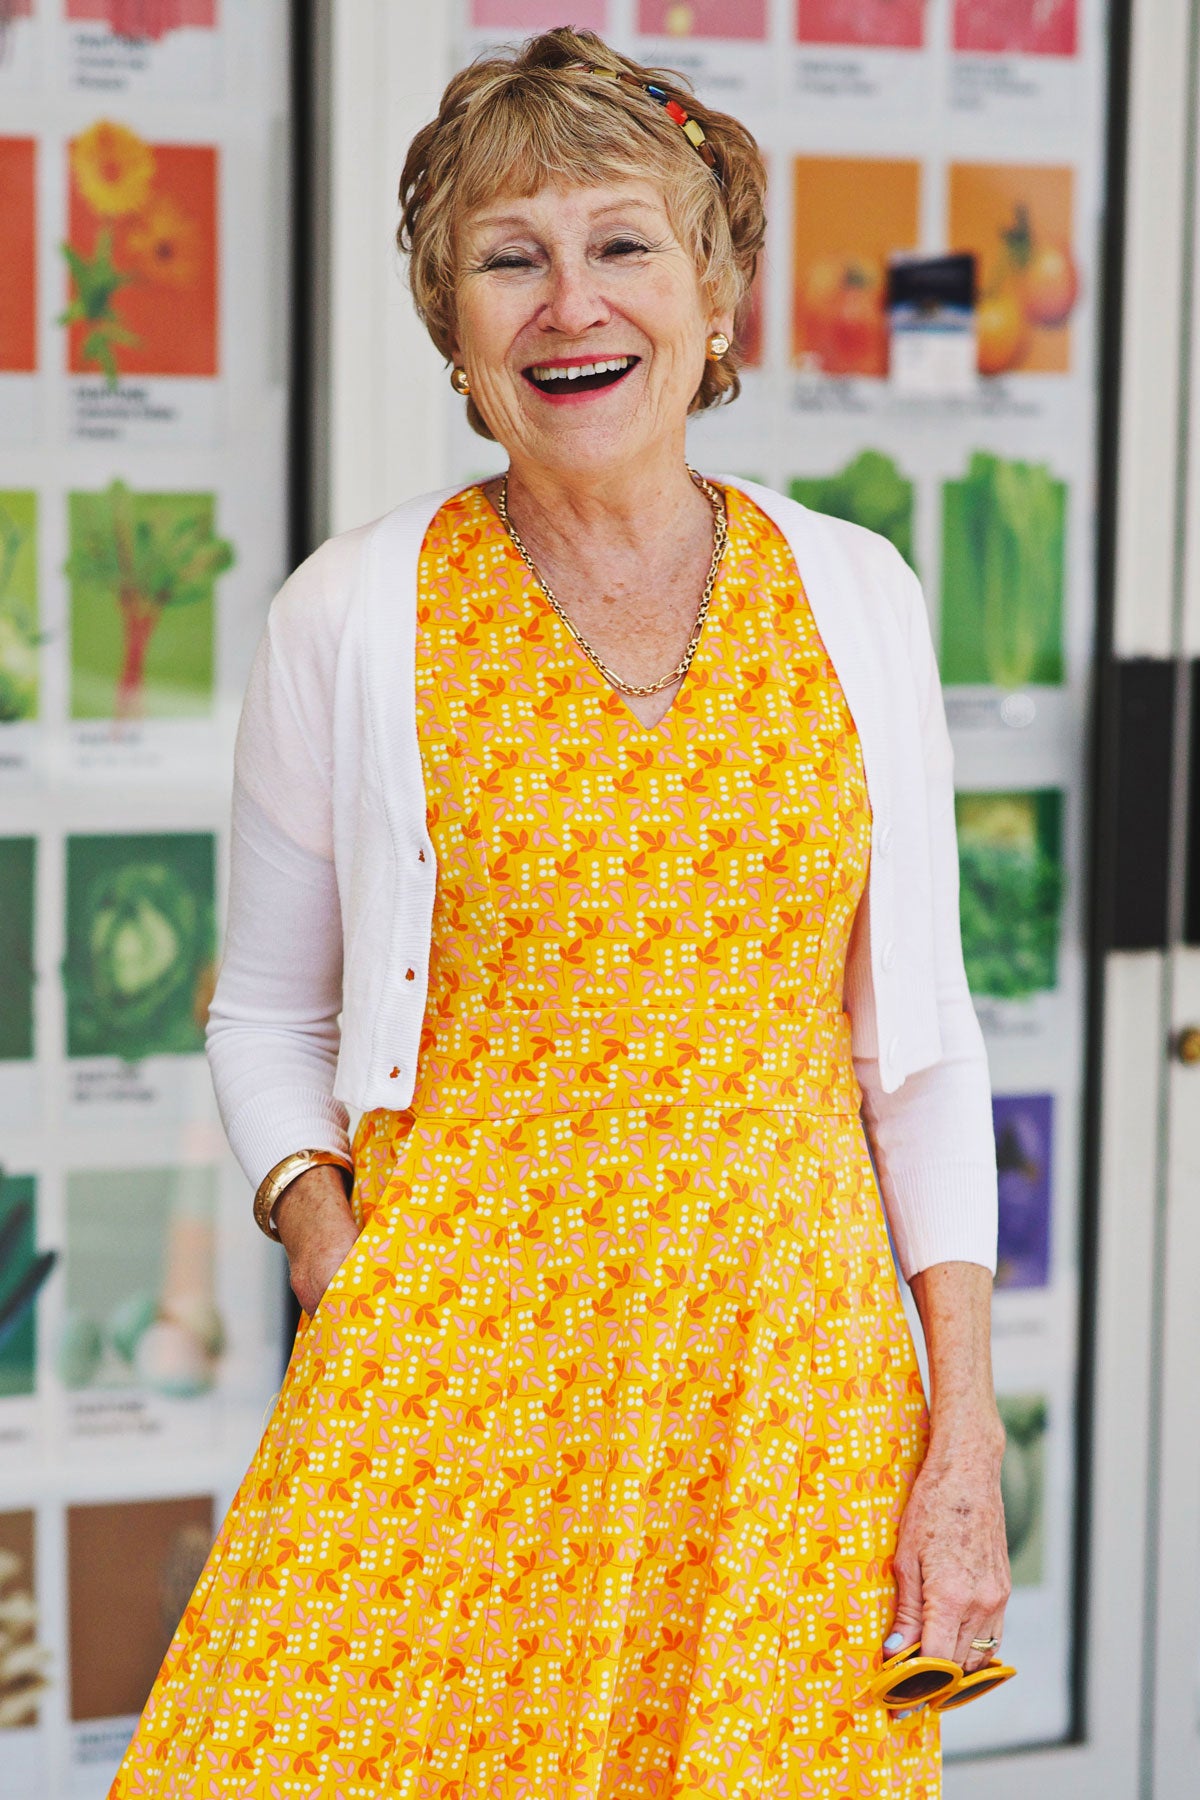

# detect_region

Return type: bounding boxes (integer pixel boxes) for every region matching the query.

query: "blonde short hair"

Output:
[397,27,767,441]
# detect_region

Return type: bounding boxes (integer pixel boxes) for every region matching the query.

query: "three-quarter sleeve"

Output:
[850,558,998,1280]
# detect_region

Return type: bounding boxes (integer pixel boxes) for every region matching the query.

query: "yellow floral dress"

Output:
[111,484,938,1799]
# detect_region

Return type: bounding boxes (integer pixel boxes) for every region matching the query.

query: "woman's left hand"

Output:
[886,1403,1010,1672]
[885,1261,1012,1672]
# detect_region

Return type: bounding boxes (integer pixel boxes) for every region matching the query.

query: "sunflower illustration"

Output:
[71,121,155,220]
[126,196,200,287]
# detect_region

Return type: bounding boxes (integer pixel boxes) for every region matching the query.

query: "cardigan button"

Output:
[887,1035,901,1063]
[877,824,894,857]
[880,941,896,973]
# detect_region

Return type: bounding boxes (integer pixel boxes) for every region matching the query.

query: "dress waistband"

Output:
[404,1003,861,1120]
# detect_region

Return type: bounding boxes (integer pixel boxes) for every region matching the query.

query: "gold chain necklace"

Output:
[495,467,728,699]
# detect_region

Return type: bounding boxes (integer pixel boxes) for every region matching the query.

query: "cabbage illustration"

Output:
[64,843,215,1060]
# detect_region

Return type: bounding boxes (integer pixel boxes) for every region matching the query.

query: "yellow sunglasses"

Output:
[858,1642,1018,1714]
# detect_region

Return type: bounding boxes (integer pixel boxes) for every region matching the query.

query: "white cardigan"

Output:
[207,477,997,1279]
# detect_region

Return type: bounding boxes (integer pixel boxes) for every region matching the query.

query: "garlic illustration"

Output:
[0,1546,49,1731]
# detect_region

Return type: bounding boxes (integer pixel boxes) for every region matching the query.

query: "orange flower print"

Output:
[125,195,201,286]
[71,121,155,218]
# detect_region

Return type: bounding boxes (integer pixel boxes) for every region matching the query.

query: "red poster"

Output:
[953,0,1077,55]
[65,125,218,381]
[470,1,607,26]
[797,0,926,48]
[0,139,37,374]
[638,1,767,36]
[67,0,217,35]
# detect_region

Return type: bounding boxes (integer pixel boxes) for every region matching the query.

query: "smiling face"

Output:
[453,180,732,483]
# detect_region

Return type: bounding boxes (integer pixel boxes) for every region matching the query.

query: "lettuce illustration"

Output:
[941,451,1065,686]
[790,450,916,569]
[956,792,1064,1000]
[0,501,39,724]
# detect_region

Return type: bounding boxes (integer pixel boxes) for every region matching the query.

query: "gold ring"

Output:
[970,1637,999,1653]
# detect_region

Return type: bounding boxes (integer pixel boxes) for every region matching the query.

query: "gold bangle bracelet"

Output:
[253,1149,354,1240]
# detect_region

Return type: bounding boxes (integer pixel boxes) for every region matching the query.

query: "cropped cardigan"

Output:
[206,477,998,1279]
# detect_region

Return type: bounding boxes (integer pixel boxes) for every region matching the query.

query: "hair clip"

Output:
[577,64,721,177]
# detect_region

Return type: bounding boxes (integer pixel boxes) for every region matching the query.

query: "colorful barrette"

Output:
[575,64,721,177]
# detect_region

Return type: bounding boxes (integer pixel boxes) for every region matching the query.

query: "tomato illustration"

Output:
[799,257,888,376]
[976,288,1030,376]
[1024,243,1079,326]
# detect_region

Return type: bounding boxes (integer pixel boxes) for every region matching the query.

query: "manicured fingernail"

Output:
[883,1632,905,1652]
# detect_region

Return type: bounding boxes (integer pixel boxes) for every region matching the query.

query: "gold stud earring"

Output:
[706,332,730,360]
[450,366,471,396]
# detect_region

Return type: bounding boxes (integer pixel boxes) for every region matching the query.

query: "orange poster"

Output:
[64,124,218,382]
[739,263,764,367]
[948,162,1077,375]
[792,156,920,374]
[0,139,37,374]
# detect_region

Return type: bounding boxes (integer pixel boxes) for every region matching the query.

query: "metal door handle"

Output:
[1174,1027,1200,1065]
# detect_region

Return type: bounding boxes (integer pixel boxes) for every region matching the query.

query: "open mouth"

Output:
[523,355,640,395]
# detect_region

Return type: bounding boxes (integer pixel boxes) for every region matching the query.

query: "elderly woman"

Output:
[111,28,1008,1800]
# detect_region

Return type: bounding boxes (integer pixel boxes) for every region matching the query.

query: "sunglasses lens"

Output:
[889,1669,956,1704]
[936,1671,1010,1710]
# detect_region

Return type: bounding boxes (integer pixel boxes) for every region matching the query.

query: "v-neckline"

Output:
[481,479,732,738]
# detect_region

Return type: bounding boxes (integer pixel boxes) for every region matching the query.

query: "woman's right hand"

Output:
[272,1163,359,1317]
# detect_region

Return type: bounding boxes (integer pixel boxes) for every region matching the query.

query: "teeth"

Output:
[529,356,633,382]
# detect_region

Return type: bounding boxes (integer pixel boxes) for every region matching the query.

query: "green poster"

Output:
[0,1175,40,1400]
[0,837,35,1060]
[67,484,233,722]
[789,450,916,571]
[0,492,39,723]
[64,832,216,1060]
[940,452,1066,687]
[956,790,1064,1000]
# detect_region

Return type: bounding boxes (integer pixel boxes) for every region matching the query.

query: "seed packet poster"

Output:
[0,1507,48,1734]
[0,136,38,445]
[67,486,231,724]
[792,156,920,377]
[64,123,219,411]
[60,1167,225,1411]
[796,0,925,47]
[67,1494,214,1729]
[0,492,39,728]
[0,138,36,377]
[64,2,222,99]
[469,0,607,26]
[63,831,216,1065]
[66,0,217,30]
[954,0,1078,55]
